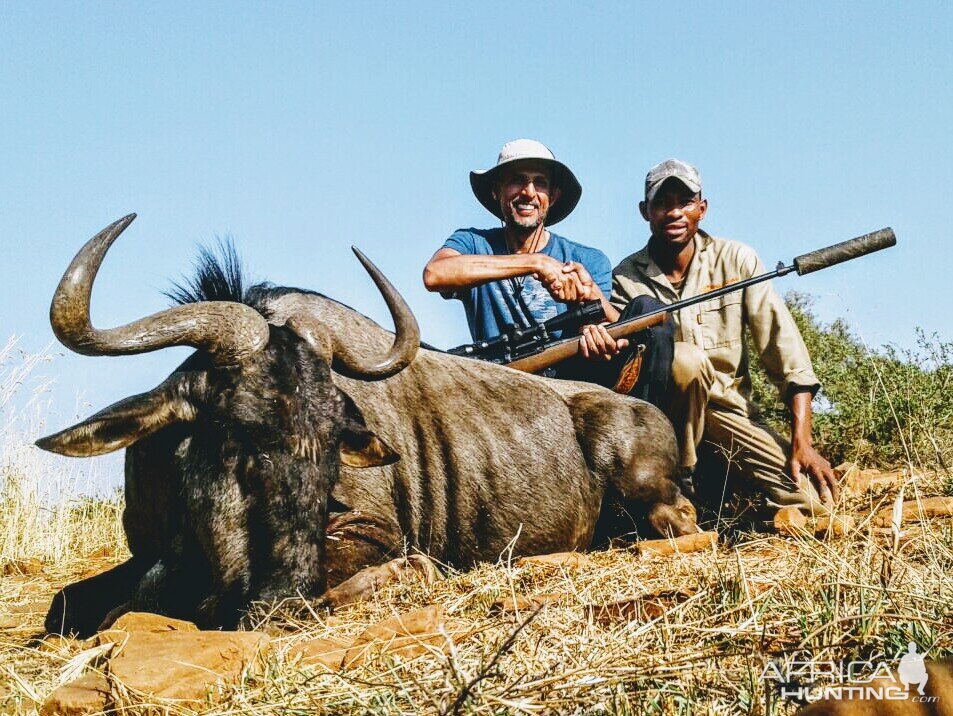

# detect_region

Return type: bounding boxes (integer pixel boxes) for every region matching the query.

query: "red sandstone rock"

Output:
[40,673,109,716]
[287,636,351,670]
[515,552,596,569]
[489,593,565,615]
[872,496,953,527]
[635,531,718,555]
[42,629,269,713]
[343,605,470,668]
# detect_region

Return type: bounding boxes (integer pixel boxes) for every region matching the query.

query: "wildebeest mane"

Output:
[165,242,361,319]
[166,238,247,306]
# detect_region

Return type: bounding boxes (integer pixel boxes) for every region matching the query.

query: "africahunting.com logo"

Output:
[761,642,939,704]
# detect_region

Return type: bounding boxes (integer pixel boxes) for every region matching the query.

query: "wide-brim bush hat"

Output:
[469,139,582,226]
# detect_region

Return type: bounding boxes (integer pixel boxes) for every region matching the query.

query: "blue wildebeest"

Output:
[38,215,697,634]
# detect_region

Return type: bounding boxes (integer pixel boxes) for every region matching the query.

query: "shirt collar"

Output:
[636,229,711,260]
[632,230,712,295]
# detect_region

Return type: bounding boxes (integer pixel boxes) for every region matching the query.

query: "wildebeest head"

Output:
[36,214,419,617]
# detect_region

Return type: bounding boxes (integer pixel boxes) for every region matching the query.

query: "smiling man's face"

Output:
[495,161,561,231]
[640,178,708,249]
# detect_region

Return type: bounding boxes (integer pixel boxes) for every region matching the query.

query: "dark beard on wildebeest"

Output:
[170,330,341,624]
[38,215,696,636]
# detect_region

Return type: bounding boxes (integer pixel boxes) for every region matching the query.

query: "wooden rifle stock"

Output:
[505,312,666,373]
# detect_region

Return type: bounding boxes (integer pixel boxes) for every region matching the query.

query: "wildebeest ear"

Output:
[338,393,399,468]
[36,379,198,457]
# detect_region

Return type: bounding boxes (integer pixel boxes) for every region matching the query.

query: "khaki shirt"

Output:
[611,231,819,414]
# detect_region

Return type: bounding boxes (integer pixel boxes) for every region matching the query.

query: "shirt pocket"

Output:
[698,293,744,349]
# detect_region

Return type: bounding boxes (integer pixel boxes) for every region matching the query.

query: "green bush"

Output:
[747,292,953,472]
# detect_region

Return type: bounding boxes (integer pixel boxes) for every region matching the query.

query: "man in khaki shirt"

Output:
[605,159,838,516]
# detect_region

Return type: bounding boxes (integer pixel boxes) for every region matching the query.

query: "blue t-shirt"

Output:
[442,228,612,342]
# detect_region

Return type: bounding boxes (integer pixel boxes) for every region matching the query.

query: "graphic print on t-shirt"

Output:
[516,276,560,326]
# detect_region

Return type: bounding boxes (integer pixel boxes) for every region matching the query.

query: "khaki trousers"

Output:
[667,342,830,516]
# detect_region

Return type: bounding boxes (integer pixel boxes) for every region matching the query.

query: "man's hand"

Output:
[579,324,629,361]
[534,257,605,303]
[534,256,584,301]
[560,261,601,301]
[788,442,839,505]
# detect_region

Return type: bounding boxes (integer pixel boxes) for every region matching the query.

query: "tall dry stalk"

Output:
[0,338,125,565]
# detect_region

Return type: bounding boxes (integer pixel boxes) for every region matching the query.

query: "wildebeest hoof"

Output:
[45,587,112,638]
[319,555,442,610]
[648,496,699,538]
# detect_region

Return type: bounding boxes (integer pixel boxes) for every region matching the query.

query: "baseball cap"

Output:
[645,159,702,203]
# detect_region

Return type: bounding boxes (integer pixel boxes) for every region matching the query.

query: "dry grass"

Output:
[1,344,951,715]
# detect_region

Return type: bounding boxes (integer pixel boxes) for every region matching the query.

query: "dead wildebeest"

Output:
[38,215,697,635]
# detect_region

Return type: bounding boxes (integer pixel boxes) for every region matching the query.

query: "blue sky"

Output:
[2,2,951,454]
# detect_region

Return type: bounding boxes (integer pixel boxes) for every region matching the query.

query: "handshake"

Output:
[529,255,629,361]
[533,256,603,303]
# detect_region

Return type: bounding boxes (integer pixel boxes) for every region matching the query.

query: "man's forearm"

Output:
[422,253,541,293]
[599,295,620,322]
[788,389,814,447]
[787,386,838,502]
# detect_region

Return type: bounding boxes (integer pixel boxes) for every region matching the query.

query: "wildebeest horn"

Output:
[323,247,419,380]
[49,214,270,365]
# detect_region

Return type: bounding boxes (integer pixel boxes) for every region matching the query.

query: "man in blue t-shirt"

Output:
[423,139,626,361]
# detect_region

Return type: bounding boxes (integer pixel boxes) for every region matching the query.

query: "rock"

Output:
[106,630,269,702]
[287,636,351,671]
[1,558,44,576]
[37,634,75,655]
[833,461,860,490]
[110,611,198,633]
[774,506,808,535]
[84,546,116,560]
[634,531,718,556]
[48,630,269,710]
[489,593,565,615]
[78,563,113,581]
[40,673,109,716]
[812,514,854,538]
[87,611,198,646]
[343,605,470,668]
[585,590,693,626]
[515,552,596,569]
[841,465,933,496]
[872,496,953,527]
[7,599,51,617]
[775,508,855,539]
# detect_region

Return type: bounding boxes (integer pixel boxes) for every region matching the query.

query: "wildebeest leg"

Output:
[45,556,152,637]
[317,511,439,609]
[568,391,698,543]
[320,555,440,609]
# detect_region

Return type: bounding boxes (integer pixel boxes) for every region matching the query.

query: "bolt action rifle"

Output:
[447,228,897,373]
